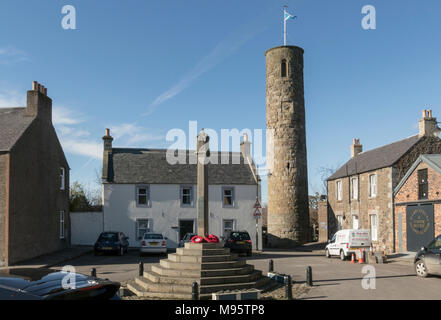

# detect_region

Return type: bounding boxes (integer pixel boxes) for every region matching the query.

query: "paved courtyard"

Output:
[40,247,441,300]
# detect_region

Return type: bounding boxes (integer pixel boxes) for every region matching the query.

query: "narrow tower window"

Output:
[281,59,287,77]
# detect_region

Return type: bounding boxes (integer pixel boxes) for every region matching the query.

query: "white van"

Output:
[325,229,371,260]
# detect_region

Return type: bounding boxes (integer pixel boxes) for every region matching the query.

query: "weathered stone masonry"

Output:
[266,46,309,247]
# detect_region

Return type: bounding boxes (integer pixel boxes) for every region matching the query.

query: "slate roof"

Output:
[0,107,33,152]
[394,154,441,195]
[107,148,258,185]
[328,135,421,181]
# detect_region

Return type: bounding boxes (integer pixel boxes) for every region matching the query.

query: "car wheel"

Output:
[325,249,331,258]
[246,250,252,257]
[415,260,429,278]
[340,250,346,261]
[94,250,99,256]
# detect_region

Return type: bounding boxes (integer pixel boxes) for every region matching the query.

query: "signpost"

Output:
[253,198,262,251]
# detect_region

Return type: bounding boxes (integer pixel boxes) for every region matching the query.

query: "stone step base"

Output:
[184,242,224,250]
[151,264,255,277]
[168,253,237,263]
[144,269,262,285]
[127,280,212,300]
[160,258,245,270]
[176,248,230,256]
[134,275,270,295]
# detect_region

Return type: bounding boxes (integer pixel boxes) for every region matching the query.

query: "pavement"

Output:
[3,245,94,269]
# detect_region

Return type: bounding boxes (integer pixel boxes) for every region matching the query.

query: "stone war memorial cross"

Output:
[196,128,210,237]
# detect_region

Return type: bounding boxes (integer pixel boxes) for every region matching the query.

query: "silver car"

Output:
[140,233,167,255]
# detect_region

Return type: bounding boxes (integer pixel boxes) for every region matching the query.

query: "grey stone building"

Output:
[325,110,441,253]
[0,82,70,266]
[266,45,310,247]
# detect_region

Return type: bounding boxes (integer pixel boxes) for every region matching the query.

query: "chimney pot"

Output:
[351,138,362,158]
[105,128,110,136]
[422,109,427,118]
[32,81,38,91]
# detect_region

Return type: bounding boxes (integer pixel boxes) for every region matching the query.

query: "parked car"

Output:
[0,268,120,300]
[325,229,371,260]
[94,231,129,256]
[224,230,252,256]
[178,233,197,247]
[140,233,168,255]
[414,234,441,277]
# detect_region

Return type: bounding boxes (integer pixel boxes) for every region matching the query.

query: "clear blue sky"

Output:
[1,0,441,202]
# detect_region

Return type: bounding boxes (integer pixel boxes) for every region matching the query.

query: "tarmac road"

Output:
[48,248,441,299]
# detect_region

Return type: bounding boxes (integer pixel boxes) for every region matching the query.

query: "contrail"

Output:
[144,15,270,116]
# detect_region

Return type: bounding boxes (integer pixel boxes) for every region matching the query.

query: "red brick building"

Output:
[394,154,441,252]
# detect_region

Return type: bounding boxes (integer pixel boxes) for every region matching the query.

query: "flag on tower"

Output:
[284,11,297,21]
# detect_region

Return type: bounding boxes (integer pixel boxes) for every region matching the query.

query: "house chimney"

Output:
[351,138,363,158]
[419,109,441,137]
[240,133,252,163]
[25,81,52,121]
[102,128,114,182]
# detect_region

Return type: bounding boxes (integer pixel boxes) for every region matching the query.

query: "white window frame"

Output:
[369,174,377,198]
[370,214,378,241]
[180,185,193,207]
[136,219,153,240]
[336,180,342,201]
[222,219,236,237]
[59,211,65,239]
[351,177,358,200]
[60,167,65,190]
[352,214,359,230]
[337,215,343,231]
[136,185,150,207]
[222,187,235,208]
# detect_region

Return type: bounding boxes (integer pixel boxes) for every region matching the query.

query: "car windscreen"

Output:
[98,233,118,241]
[229,232,250,241]
[144,234,163,240]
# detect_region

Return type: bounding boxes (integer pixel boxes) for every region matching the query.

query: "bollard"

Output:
[91,268,97,278]
[139,261,144,276]
[306,266,313,286]
[269,259,274,272]
[192,282,199,300]
[284,275,293,300]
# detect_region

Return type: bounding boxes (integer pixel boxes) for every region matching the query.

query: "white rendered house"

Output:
[101,130,262,250]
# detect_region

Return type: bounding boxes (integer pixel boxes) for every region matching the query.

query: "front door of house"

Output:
[406,204,434,252]
[179,220,195,241]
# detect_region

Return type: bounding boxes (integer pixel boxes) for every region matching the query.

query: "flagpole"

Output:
[283,6,287,46]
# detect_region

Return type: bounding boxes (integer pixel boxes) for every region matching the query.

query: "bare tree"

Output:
[317,164,339,195]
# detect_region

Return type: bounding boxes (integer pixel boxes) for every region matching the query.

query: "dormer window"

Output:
[60,167,65,190]
[281,59,287,77]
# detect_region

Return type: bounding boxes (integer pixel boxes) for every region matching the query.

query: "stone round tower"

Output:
[266,45,309,247]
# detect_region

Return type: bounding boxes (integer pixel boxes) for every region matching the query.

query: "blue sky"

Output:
[1,0,441,203]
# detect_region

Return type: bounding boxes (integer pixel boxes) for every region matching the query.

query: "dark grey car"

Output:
[0,268,120,300]
[94,231,130,256]
[414,234,441,277]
